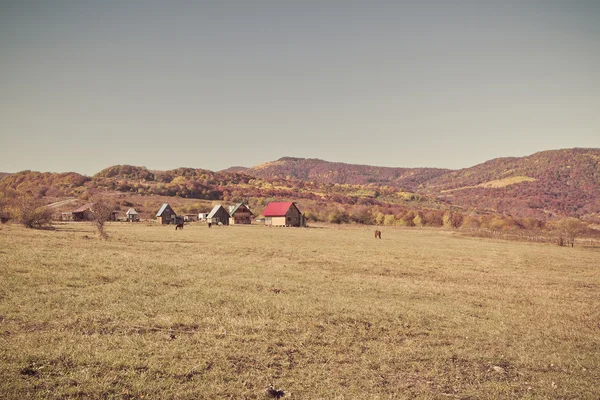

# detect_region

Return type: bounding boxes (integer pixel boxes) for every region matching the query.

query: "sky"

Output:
[1,1,599,175]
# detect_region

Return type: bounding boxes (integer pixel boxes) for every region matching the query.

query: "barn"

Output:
[71,203,118,221]
[207,205,230,225]
[262,202,306,227]
[229,203,253,225]
[71,203,95,221]
[156,204,177,224]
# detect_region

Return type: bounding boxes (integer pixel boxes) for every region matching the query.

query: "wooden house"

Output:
[71,203,118,221]
[126,208,139,222]
[207,205,230,225]
[156,203,177,224]
[262,202,306,227]
[229,203,253,225]
[71,203,95,221]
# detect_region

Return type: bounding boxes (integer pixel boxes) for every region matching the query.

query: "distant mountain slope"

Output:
[1,148,598,220]
[242,157,451,189]
[220,166,250,173]
[228,149,600,218]
[422,148,600,218]
[0,172,12,180]
[0,171,90,197]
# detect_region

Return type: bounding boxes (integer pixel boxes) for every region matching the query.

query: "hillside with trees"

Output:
[1,148,599,229]
[224,157,451,189]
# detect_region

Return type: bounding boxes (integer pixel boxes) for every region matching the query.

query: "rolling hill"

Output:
[223,157,450,189]
[1,148,599,221]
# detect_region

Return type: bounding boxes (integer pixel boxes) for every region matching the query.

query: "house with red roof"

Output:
[262,202,306,227]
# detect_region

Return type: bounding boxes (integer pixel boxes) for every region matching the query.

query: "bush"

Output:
[12,196,53,229]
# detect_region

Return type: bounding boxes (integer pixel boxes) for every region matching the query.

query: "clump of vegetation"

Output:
[91,198,116,239]
[11,195,53,229]
[552,217,587,247]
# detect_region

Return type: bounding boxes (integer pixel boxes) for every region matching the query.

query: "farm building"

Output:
[156,204,177,224]
[71,203,95,221]
[71,203,118,222]
[262,202,306,227]
[61,212,74,221]
[229,203,253,225]
[207,205,230,225]
[184,214,198,222]
[126,208,139,222]
[198,213,208,221]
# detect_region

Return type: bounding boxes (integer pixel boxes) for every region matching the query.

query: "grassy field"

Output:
[0,222,599,399]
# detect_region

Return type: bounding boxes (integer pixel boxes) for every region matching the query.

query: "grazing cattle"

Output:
[175,222,184,230]
[374,230,382,239]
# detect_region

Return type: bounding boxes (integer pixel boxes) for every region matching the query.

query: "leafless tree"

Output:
[554,217,586,247]
[13,195,53,229]
[92,198,115,239]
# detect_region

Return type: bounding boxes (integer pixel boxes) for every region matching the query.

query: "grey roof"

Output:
[229,203,252,216]
[156,203,171,217]
[207,205,225,219]
[126,208,138,215]
[72,202,95,213]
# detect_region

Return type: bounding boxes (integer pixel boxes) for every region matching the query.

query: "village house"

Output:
[207,205,230,225]
[156,204,177,224]
[198,212,208,222]
[262,202,306,227]
[126,208,139,222]
[69,203,118,222]
[71,203,95,221]
[229,203,253,225]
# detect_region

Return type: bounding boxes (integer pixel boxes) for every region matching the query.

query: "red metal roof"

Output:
[262,202,294,217]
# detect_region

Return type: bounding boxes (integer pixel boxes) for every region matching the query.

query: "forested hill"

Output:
[420,148,600,218]
[222,148,600,218]
[1,148,599,220]
[222,157,451,189]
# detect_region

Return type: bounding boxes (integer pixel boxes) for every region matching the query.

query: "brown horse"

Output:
[374,230,382,239]
[175,222,184,230]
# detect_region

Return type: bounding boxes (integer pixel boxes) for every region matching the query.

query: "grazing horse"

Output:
[374,230,382,239]
[175,222,184,230]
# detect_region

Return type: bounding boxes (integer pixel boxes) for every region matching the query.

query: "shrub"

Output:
[12,195,53,229]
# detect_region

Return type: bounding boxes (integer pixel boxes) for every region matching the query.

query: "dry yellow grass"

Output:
[0,222,599,399]
[440,176,537,193]
[477,176,537,188]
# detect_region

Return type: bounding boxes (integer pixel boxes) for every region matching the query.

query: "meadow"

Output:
[0,222,598,399]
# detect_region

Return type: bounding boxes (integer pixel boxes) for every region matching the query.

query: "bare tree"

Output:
[13,195,53,229]
[92,198,115,239]
[554,217,586,247]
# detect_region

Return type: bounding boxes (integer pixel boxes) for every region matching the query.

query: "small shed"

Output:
[229,203,253,225]
[126,208,139,222]
[156,203,177,224]
[61,212,74,221]
[198,213,208,222]
[207,205,230,225]
[262,202,306,227]
[184,214,198,222]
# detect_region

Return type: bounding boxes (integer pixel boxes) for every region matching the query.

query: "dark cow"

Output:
[175,222,184,230]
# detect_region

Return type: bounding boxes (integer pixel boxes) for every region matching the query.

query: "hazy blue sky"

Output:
[1,1,599,175]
